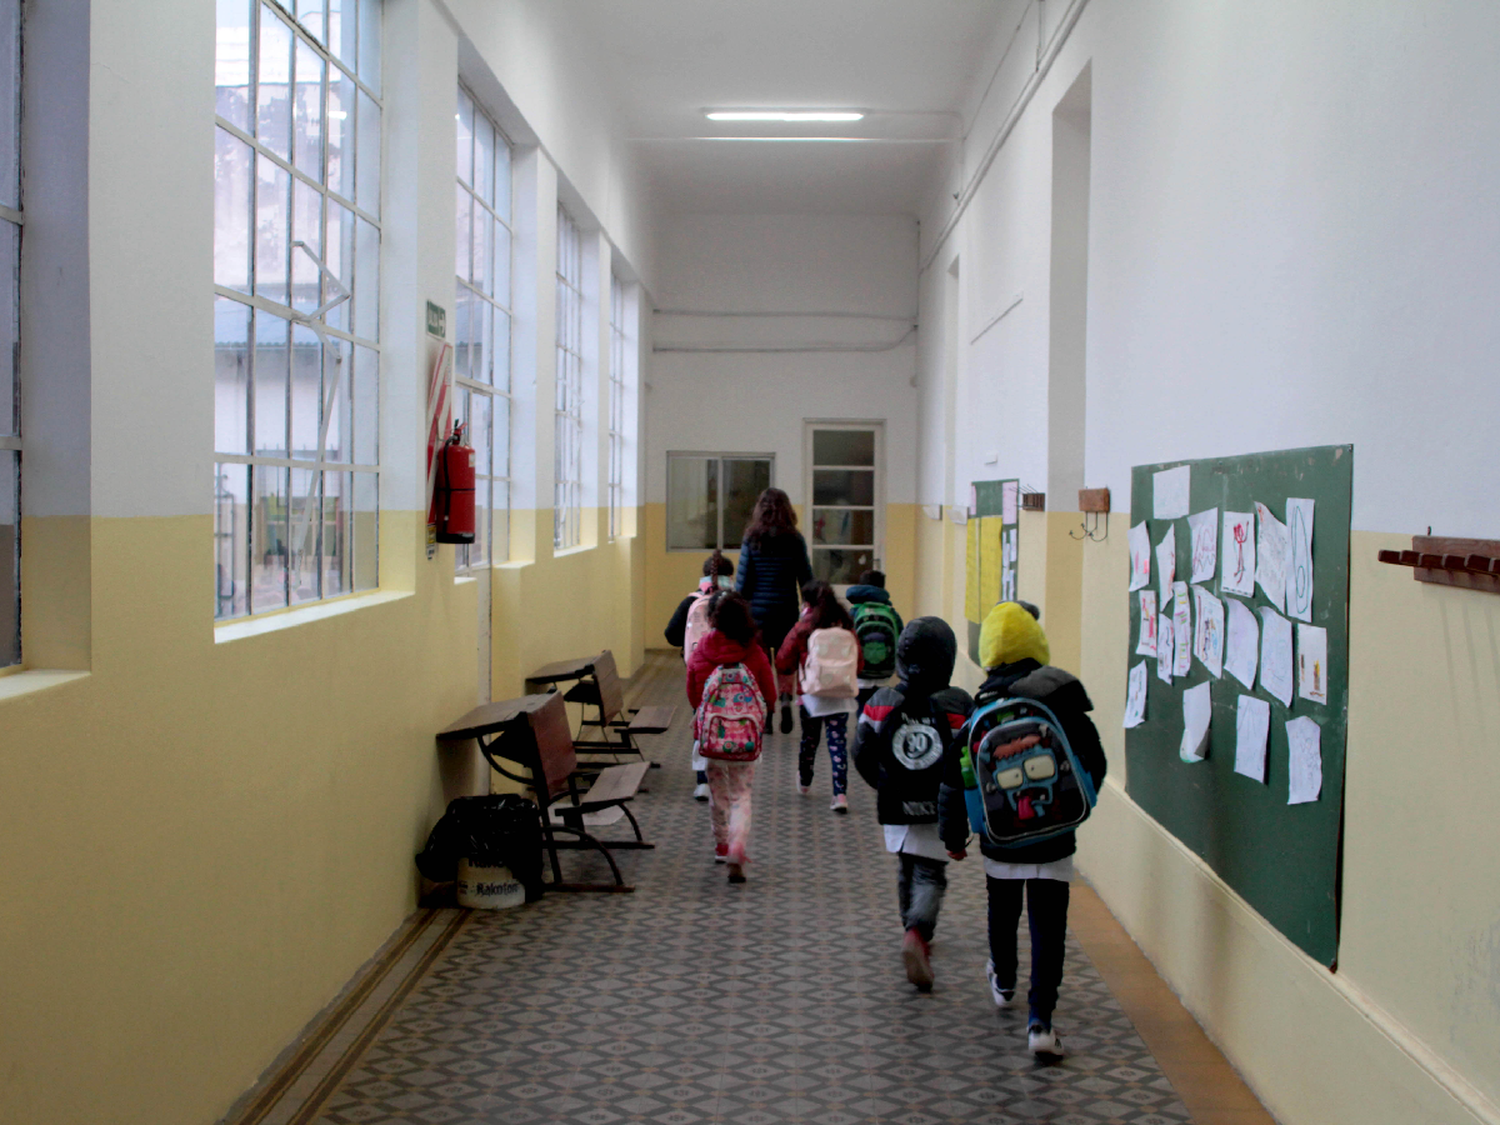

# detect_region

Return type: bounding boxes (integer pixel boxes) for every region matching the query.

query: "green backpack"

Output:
[853,602,901,679]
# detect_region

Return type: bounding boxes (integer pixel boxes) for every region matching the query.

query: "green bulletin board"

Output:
[1124,445,1352,965]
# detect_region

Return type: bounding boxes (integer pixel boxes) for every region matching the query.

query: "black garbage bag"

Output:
[415,794,544,902]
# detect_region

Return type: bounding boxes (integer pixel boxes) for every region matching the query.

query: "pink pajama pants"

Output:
[705,759,756,861]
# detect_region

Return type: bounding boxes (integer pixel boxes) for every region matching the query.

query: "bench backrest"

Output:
[592,649,626,723]
[528,692,578,800]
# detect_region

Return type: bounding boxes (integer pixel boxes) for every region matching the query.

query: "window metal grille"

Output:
[554,205,583,550]
[0,0,19,667]
[607,274,626,539]
[454,84,513,571]
[213,0,382,620]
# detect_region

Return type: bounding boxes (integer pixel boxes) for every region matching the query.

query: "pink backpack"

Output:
[695,664,766,761]
[683,591,716,659]
[801,627,860,698]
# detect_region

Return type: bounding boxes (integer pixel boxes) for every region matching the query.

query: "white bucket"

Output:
[455,859,526,910]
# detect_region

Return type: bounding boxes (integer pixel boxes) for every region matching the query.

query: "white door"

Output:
[804,422,883,590]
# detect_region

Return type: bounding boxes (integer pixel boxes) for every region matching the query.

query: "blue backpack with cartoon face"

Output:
[957,696,1097,847]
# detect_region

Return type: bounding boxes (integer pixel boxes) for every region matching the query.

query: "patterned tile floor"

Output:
[313,655,1197,1125]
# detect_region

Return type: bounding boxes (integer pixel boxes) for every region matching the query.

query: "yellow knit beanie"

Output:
[978,602,1050,669]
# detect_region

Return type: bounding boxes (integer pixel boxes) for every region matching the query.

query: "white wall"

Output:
[647,213,919,508]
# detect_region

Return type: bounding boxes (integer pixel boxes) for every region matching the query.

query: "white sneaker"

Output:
[796,781,810,795]
[830,793,849,814]
[693,782,709,801]
[986,959,1016,1008]
[1028,1024,1065,1059]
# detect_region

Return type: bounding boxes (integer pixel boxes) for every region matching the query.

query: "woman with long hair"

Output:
[776,579,863,811]
[735,487,813,732]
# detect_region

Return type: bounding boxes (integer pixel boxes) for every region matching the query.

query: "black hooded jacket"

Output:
[937,659,1107,865]
[852,617,974,826]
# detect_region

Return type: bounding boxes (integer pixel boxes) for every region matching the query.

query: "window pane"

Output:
[214,462,250,620]
[472,473,490,568]
[493,221,511,308]
[810,508,873,546]
[214,297,251,455]
[322,469,350,596]
[254,153,291,305]
[493,478,509,564]
[293,39,324,181]
[812,468,874,507]
[353,215,379,340]
[325,197,354,333]
[494,134,511,224]
[667,457,718,550]
[256,5,293,159]
[297,0,326,44]
[254,311,289,456]
[327,70,356,201]
[454,184,470,282]
[290,323,322,459]
[723,459,771,546]
[812,547,874,586]
[493,309,511,394]
[327,0,356,70]
[472,207,490,297]
[352,345,377,465]
[812,428,875,467]
[289,467,320,604]
[456,89,473,187]
[214,128,253,293]
[322,336,351,462]
[470,390,492,479]
[475,114,493,207]
[0,451,16,666]
[356,89,380,216]
[251,463,289,612]
[215,0,253,133]
[0,221,15,437]
[492,393,509,483]
[452,286,472,382]
[358,0,381,92]
[291,177,323,313]
[352,470,378,590]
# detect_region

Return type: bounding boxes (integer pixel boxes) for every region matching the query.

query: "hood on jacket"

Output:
[978,601,1050,669]
[696,630,760,664]
[895,616,958,694]
[845,584,891,605]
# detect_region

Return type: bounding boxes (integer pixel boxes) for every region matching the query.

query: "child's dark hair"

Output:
[709,591,757,646]
[800,579,854,631]
[858,569,885,587]
[702,548,734,579]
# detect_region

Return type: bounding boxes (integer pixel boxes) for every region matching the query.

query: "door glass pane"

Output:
[812,468,873,506]
[723,459,771,548]
[810,508,874,546]
[251,464,289,612]
[214,297,251,455]
[812,548,875,586]
[667,457,717,550]
[215,462,250,620]
[812,428,874,467]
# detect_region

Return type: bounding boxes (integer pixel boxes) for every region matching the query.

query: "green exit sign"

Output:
[426,300,447,338]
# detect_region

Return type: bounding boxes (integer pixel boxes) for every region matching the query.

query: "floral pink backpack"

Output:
[695,663,766,761]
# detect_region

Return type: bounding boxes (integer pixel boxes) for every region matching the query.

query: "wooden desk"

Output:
[524,653,603,695]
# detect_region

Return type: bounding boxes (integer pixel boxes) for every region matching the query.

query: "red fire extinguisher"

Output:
[434,423,476,544]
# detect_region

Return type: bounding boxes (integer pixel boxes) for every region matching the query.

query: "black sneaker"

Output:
[780,702,794,734]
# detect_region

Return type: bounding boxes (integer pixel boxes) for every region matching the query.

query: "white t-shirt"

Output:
[982,855,1074,882]
[883,821,949,862]
[800,692,856,719]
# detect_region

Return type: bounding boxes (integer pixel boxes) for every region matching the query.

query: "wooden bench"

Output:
[528,650,675,765]
[437,692,654,893]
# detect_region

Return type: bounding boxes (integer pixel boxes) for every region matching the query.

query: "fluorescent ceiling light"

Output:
[706,111,864,123]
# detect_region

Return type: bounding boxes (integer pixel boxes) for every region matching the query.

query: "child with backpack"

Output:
[852,617,972,991]
[776,580,863,813]
[938,601,1107,1059]
[686,591,776,883]
[665,550,736,800]
[846,570,903,713]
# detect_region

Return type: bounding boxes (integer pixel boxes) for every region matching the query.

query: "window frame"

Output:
[664,451,776,553]
[607,273,626,540]
[553,204,584,550]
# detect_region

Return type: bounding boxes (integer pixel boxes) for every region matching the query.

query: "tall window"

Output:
[0,0,18,668]
[666,454,773,551]
[553,205,583,550]
[213,0,382,621]
[454,86,513,570]
[607,274,626,539]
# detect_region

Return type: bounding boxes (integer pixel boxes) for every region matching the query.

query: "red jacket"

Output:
[776,617,864,684]
[686,631,777,714]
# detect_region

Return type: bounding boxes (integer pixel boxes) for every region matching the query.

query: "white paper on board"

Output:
[1234,695,1271,782]
[1193,587,1225,678]
[1157,615,1174,684]
[1156,525,1177,605]
[1297,623,1329,705]
[1154,465,1191,520]
[1222,510,1256,596]
[1180,680,1212,762]
[1286,498,1315,621]
[1124,661,1148,728]
[1128,522,1152,591]
[1188,508,1219,584]
[1225,597,1259,689]
[1173,581,1192,676]
[1136,590,1158,656]
[1286,716,1323,804]
[1254,502,1288,612]
[1259,606,1294,707]
[1002,481,1019,525]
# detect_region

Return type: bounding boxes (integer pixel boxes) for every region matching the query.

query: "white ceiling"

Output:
[561,0,1019,215]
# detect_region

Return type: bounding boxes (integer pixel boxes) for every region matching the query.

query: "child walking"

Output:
[665,550,736,800]
[847,569,903,714]
[938,602,1107,1058]
[852,616,972,991]
[777,580,863,813]
[686,592,776,883]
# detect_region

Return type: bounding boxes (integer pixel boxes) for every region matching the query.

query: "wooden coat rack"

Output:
[1378,536,1500,593]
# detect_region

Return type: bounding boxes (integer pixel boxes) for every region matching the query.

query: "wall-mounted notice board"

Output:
[1124,445,1352,966]
[965,479,1019,666]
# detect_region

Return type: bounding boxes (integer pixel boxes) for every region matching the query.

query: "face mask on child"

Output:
[717,576,734,590]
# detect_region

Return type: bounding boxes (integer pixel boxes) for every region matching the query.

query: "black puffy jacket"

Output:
[735,531,812,646]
